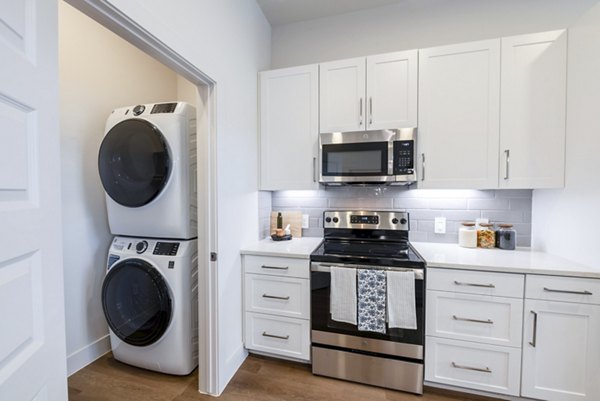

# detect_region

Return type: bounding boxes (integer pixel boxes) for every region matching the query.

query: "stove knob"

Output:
[400,218,408,225]
[325,217,332,223]
[332,217,339,223]
[392,218,399,224]
[136,240,148,254]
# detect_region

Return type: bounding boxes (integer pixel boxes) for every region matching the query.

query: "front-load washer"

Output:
[101,236,198,375]
[98,102,197,239]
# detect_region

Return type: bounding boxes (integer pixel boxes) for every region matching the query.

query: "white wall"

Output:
[59,2,193,375]
[532,3,600,267]
[270,0,597,68]
[100,0,271,393]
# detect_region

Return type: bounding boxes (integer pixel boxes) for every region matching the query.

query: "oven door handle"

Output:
[310,262,424,280]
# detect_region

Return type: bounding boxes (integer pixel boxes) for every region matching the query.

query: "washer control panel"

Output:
[153,242,180,256]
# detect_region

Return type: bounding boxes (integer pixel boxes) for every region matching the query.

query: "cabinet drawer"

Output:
[245,274,309,319]
[426,291,523,347]
[244,255,309,279]
[427,268,524,298]
[526,275,600,305]
[244,313,310,361]
[425,337,521,396]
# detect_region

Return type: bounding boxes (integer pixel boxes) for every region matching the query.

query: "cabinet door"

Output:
[259,65,319,190]
[500,30,567,189]
[418,40,500,189]
[319,57,366,133]
[366,50,418,130]
[522,299,600,401]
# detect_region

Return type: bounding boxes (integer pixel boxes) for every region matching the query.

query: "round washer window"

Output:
[101,259,172,347]
[98,119,171,207]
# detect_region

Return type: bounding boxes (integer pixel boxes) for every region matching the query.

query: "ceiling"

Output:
[256,0,402,26]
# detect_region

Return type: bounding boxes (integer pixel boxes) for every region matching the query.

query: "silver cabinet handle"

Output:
[452,362,492,373]
[359,97,363,126]
[313,157,317,183]
[421,153,425,181]
[261,265,289,270]
[454,280,495,288]
[262,331,289,340]
[529,310,538,347]
[369,97,373,125]
[453,315,493,324]
[543,287,593,295]
[262,294,290,300]
[504,149,510,180]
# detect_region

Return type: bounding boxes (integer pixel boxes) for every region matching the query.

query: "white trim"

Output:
[218,345,248,396]
[64,0,220,395]
[66,335,111,377]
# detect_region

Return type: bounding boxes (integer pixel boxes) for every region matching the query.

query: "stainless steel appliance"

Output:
[319,128,416,185]
[310,210,425,394]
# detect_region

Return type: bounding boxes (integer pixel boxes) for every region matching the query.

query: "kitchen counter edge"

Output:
[240,237,323,259]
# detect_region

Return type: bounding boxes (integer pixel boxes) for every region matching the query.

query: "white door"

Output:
[319,57,366,133]
[418,39,500,189]
[259,65,319,190]
[366,50,418,130]
[0,1,68,400]
[499,30,567,189]
[522,300,600,401]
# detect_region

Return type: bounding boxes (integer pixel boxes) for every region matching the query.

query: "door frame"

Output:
[63,0,219,394]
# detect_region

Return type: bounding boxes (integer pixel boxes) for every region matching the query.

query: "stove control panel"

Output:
[324,210,409,230]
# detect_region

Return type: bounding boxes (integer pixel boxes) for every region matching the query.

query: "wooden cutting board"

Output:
[270,211,302,238]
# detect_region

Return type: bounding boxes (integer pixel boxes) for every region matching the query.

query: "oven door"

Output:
[319,130,395,184]
[310,262,424,359]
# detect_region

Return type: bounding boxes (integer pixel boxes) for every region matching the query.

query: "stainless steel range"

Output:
[310,210,425,394]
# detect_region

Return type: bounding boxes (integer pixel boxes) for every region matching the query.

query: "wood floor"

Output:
[68,353,500,401]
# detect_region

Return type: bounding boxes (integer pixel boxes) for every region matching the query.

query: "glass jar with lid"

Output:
[498,224,517,250]
[458,222,477,248]
[477,223,495,249]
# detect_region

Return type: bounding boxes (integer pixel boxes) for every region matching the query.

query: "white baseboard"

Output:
[67,334,111,376]
[217,345,248,395]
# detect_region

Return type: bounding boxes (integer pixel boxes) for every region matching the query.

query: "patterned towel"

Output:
[357,269,387,334]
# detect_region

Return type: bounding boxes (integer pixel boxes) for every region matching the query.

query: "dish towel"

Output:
[330,266,357,325]
[386,270,417,330]
[357,269,387,334]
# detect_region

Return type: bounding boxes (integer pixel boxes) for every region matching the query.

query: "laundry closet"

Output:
[58,2,198,376]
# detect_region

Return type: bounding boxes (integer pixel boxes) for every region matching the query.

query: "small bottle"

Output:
[477,223,496,249]
[276,212,283,229]
[458,222,477,248]
[498,224,517,250]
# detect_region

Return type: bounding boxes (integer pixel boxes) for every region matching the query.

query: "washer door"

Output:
[101,258,172,347]
[98,118,171,207]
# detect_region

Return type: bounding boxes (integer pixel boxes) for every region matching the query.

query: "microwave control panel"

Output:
[393,140,415,175]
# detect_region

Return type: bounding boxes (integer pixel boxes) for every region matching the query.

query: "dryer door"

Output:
[98,118,171,207]
[101,258,173,346]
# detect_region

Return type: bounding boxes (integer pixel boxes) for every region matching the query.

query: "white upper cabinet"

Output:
[499,30,567,189]
[418,39,501,189]
[259,64,319,190]
[319,57,366,133]
[366,51,418,130]
[320,50,418,133]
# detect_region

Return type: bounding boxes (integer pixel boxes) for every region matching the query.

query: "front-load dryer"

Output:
[98,102,197,239]
[101,236,198,375]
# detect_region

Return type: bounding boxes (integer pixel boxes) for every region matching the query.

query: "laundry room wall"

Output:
[59,1,195,376]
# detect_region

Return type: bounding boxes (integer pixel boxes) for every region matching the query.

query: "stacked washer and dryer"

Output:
[98,102,199,375]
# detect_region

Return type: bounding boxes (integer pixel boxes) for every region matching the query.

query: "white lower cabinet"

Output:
[242,255,311,362]
[425,337,521,396]
[521,298,600,400]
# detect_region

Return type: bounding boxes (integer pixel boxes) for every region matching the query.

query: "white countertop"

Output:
[412,242,600,278]
[240,237,323,259]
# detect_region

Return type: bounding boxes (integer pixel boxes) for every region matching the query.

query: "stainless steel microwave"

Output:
[319,128,417,185]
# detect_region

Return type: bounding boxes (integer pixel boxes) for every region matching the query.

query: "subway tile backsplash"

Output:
[261,187,532,246]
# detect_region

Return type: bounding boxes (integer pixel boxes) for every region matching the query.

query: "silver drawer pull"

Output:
[261,265,289,270]
[262,294,290,300]
[452,362,492,373]
[454,280,495,288]
[453,315,493,324]
[529,310,538,347]
[543,287,593,296]
[262,331,289,340]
